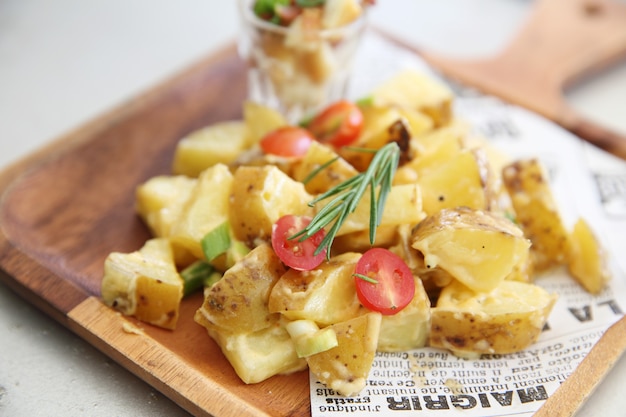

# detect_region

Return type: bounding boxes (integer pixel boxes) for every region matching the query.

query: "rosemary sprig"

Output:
[354,273,378,284]
[290,142,400,258]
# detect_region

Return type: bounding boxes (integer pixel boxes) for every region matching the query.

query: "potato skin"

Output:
[268,252,363,326]
[306,312,382,397]
[429,280,557,356]
[291,141,358,195]
[431,310,545,356]
[102,238,183,330]
[229,165,313,246]
[195,243,287,334]
[502,158,571,271]
[568,218,610,294]
[411,207,530,293]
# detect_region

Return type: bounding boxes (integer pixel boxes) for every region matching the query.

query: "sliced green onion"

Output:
[201,221,232,262]
[181,260,215,297]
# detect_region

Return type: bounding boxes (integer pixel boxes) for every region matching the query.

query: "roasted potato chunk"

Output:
[502,158,571,271]
[102,238,183,330]
[430,280,557,356]
[395,120,467,183]
[203,322,307,384]
[411,207,530,293]
[568,218,611,294]
[242,100,288,147]
[378,277,430,352]
[172,121,248,177]
[417,149,491,215]
[306,312,382,396]
[268,252,363,326]
[333,183,425,236]
[195,243,287,334]
[229,165,314,246]
[170,164,234,259]
[369,69,454,127]
[135,175,197,237]
[291,141,358,195]
[332,225,400,254]
[339,108,412,171]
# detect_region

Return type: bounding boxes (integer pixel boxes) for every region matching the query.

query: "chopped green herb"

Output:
[201,221,232,262]
[181,260,216,297]
[290,142,400,258]
[353,273,379,285]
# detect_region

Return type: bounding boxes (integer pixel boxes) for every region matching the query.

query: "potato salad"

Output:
[101,69,611,396]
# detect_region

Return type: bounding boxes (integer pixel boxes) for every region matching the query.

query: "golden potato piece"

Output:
[268,252,363,326]
[242,100,288,147]
[568,218,611,294]
[417,149,491,215]
[502,158,571,271]
[102,238,183,330]
[378,277,430,352]
[332,225,399,254]
[229,165,314,246]
[394,121,466,185]
[411,207,530,293]
[135,175,196,237]
[369,69,454,127]
[395,106,434,137]
[333,183,425,236]
[430,280,557,356]
[202,322,307,384]
[340,116,413,172]
[170,164,234,259]
[306,312,382,396]
[195,243,287,334]
[291,141,358,195]
[172,121,248,177]
[388,225,454,294]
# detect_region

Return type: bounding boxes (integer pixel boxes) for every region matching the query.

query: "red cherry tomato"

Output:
[260,126,315,157]
[307,100,363,147]
[354,248,415,315]
[271,215,327,271]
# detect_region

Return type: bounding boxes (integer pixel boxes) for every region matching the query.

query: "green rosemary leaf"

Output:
[308,175,360,206]
[302,157,339,185]
[354,273,378,285]
[294,142,400,259]
[369,178,377,243]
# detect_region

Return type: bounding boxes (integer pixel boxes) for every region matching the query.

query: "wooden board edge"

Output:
[0,41,239,195]
[0,40,239,316]
[67,296,275,417]
[533,316,626,416]
[0,255,90,320]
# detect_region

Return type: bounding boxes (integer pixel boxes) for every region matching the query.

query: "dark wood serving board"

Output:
[2,14,626,416]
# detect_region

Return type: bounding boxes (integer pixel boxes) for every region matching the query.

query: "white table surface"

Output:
[1,1,625,416]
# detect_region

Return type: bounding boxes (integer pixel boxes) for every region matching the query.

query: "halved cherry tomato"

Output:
[260,126,315,157]
[307,100,363,147]
[271,215,327,271]
[354,248,415,315]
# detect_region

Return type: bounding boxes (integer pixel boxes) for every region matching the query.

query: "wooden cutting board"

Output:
[420,0,626,159]
[1,10,626,417]
[0,44,308,417]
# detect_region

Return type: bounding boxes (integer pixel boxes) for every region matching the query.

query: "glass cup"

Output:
[237,0,368,122]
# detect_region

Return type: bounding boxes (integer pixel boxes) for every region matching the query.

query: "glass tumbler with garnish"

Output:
[237,0,371,122]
